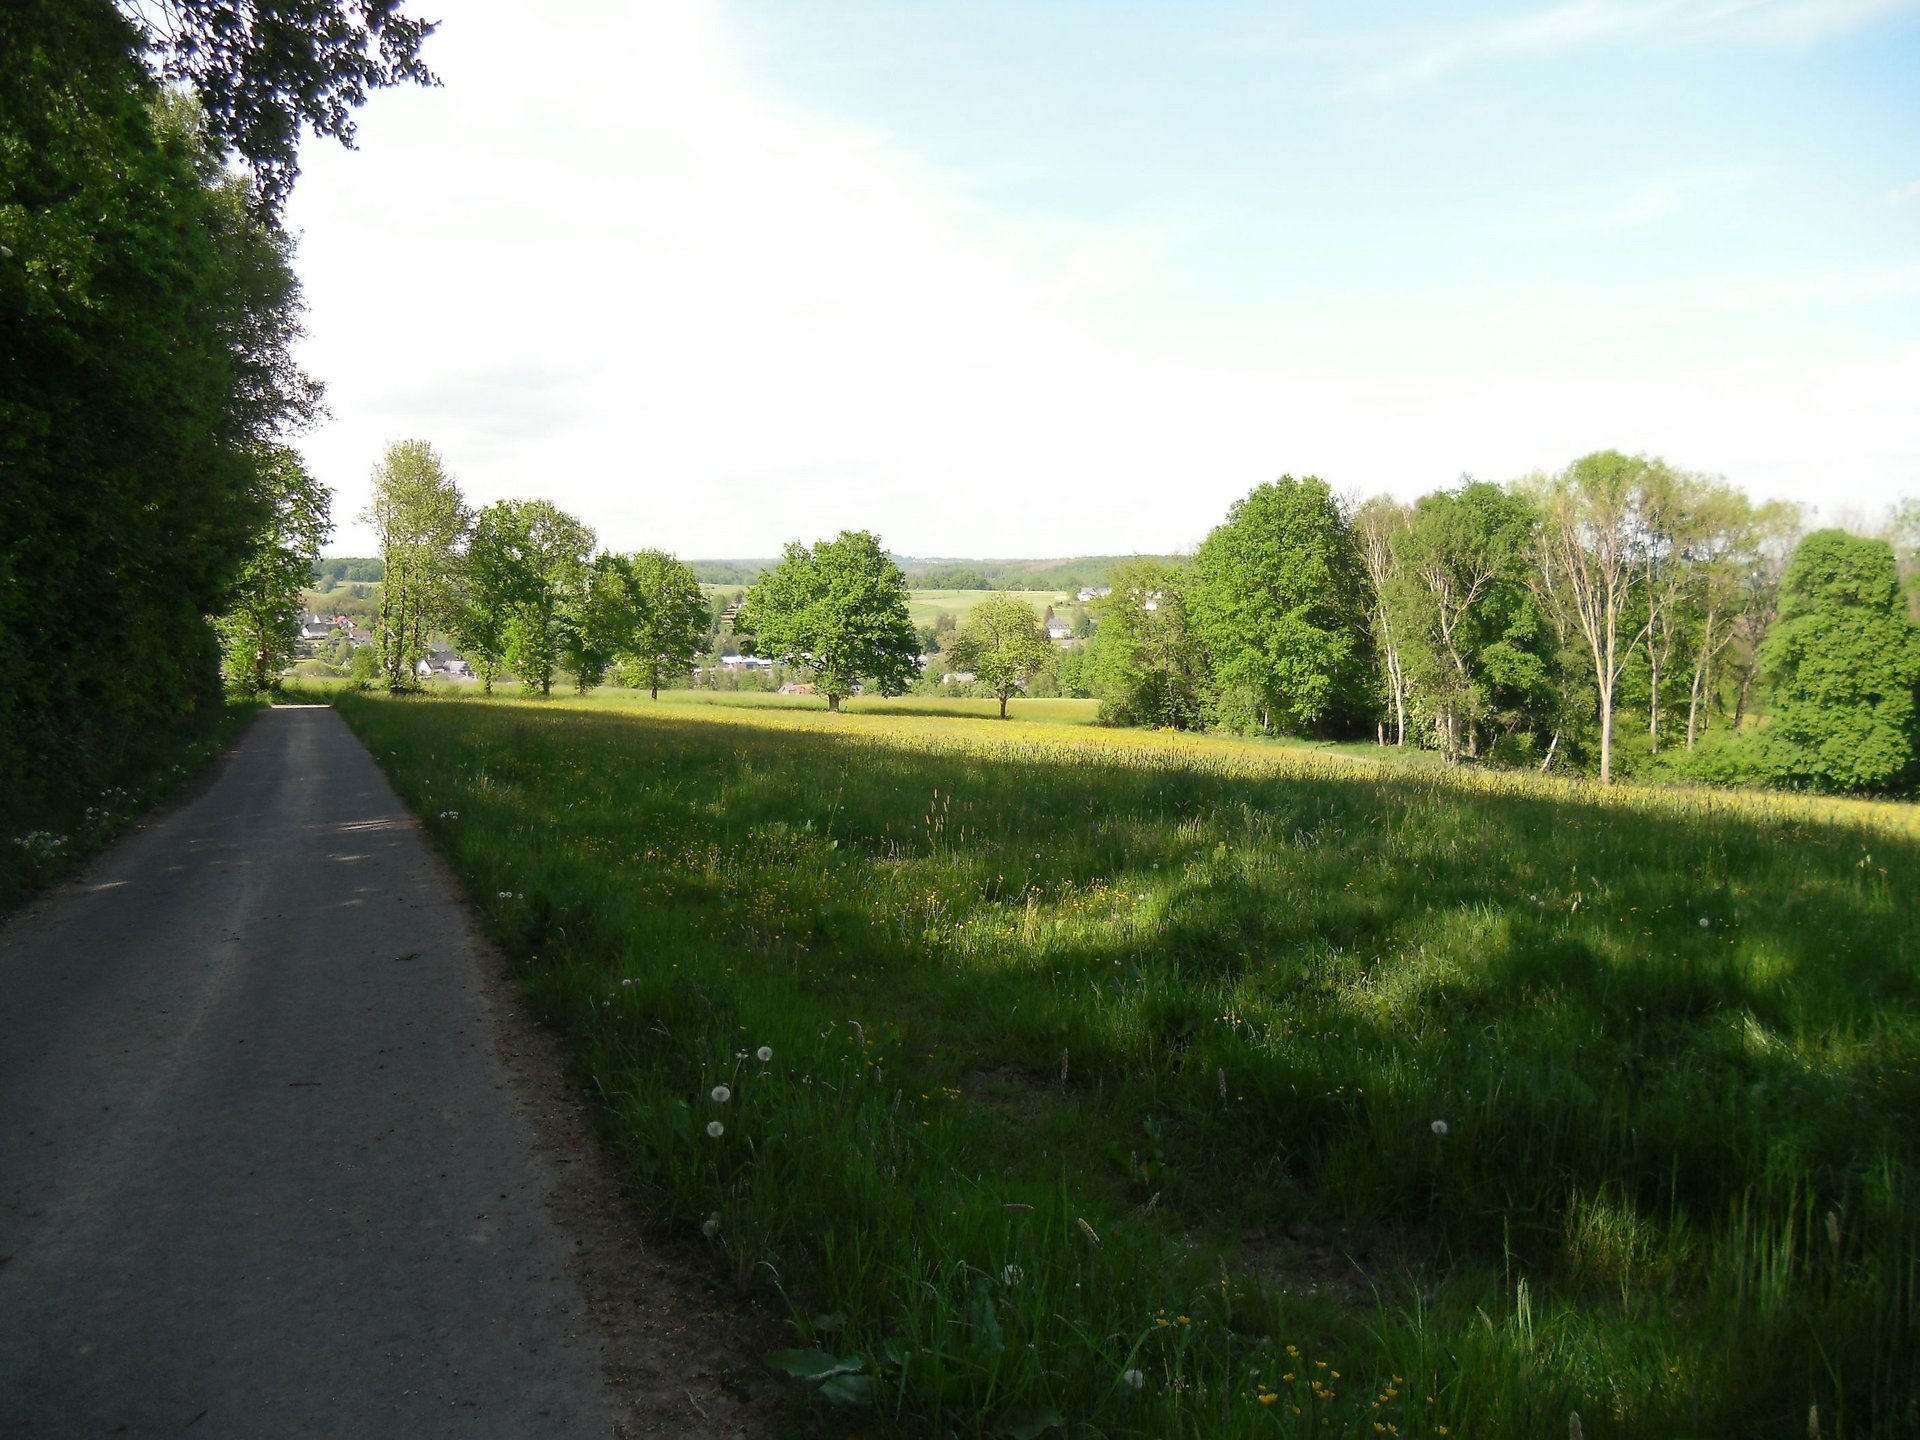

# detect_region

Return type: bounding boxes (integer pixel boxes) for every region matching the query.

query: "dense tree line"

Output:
[1079,456,1920,795]
[2,0,427,839]
[363,441,709,700]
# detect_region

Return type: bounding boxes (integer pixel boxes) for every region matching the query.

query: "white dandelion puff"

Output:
[706,1120,724,1139]
[756,1046,773,1063]
[710,1085,731,1104]
[701,1213,721,1239]
[1431,1119,1449,1136]
[1122,1368,1145,1390]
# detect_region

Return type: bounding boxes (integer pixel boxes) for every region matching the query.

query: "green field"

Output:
[903,588,1074,630]
[699,585,1076,635]
[335,690,1919,1438]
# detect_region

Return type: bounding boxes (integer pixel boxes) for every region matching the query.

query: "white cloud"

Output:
[1888,179,1920,205]
[1351,0,1920,97]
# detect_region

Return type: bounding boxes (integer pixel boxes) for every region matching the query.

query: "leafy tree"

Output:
[1088,561,1209,729]
[122,0,438,209]
[947,593,1052,718]
[559,551,637,694]
[2,4,322,834]
[347,638,378,687]
[459,499,595,698]
[1354,496,1415,745]
[1529,451,1667,783]
[1188,477,1372,735]
[365,439,464,690]
[215,448,332,693]
[740,531,919,712]
[1676,492,1799,748]
[1757,531,1920,793]
[623,549,707,699]
[452,504,519,693]
[1395,481,1548,762]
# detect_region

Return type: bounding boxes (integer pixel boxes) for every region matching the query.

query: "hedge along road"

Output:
[0,706,671,1438]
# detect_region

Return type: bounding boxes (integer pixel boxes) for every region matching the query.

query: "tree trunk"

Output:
[1599,681,1614,784]
[1648,639,1661,756]
[827,693,841,713]
[1687,658,1706,749]
[999,694,1008,719]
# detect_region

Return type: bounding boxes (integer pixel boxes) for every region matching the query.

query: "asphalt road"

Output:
[0,706,623,1438]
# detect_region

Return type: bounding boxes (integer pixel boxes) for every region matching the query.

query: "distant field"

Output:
[337,688,1920,1439]
[700,585,1076,636]
[903,587,1073,629]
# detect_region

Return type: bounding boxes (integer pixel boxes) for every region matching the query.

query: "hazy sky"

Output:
[288,0,1920,558]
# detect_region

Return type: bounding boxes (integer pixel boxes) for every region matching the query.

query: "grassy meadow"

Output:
[335,690,1920,1438]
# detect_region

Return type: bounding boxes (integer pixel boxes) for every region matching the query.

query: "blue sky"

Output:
[294,0,1920,556]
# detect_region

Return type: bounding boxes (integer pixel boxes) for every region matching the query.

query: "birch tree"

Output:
[365,440,465,691]
[1354,496,1414,746]
[1530,451,1661,784]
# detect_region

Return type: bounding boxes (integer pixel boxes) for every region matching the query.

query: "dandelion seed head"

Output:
[757,1046,773,1063]
[700,1213,721,1239]
[705,1120,724,1138]
[1122,1368,1145,1391]
[1431,1119,1449,1136]
[710,1084,731,1104]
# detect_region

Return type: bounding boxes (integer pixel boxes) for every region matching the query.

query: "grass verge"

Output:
[2,699,261,914]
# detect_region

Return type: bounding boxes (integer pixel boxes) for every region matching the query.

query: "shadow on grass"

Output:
[338,694,1920,1438]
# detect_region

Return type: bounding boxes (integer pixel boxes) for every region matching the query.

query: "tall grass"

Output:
[337,690,1920,1438]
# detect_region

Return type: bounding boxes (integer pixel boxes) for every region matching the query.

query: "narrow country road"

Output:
[0,706,629,1438]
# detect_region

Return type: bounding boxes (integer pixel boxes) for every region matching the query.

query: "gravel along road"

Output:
[0,706,648,1438]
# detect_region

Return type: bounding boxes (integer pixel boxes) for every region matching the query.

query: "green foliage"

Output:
[1394,481,1553,760]
[127,0,438,210]
[366,439,465,690]
[312,555,384,587]
[1087,560,1209,729]
[342,691,1920,1440]
[1189,477,1373,736]
[1758,530,1920,793]
[740,531,920,711]
[559,550,636,694]
[1,2,319,836]
[215,447,332,693]
[947,593,1053,718]
[622,549,707,699]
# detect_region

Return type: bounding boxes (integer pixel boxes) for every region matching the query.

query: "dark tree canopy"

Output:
[2,0,321,834]
[122,0,438,207]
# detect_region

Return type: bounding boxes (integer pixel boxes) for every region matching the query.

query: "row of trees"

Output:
[3,0,427,834]
[358,441,1916,795]
[1081,456,1920,794]
[364,442,708,698]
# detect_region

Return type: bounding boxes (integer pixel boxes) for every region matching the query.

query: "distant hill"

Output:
[312,556,384,590]
[689,555,1177,589]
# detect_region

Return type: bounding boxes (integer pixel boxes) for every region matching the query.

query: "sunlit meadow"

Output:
[335,689,1920,1438]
